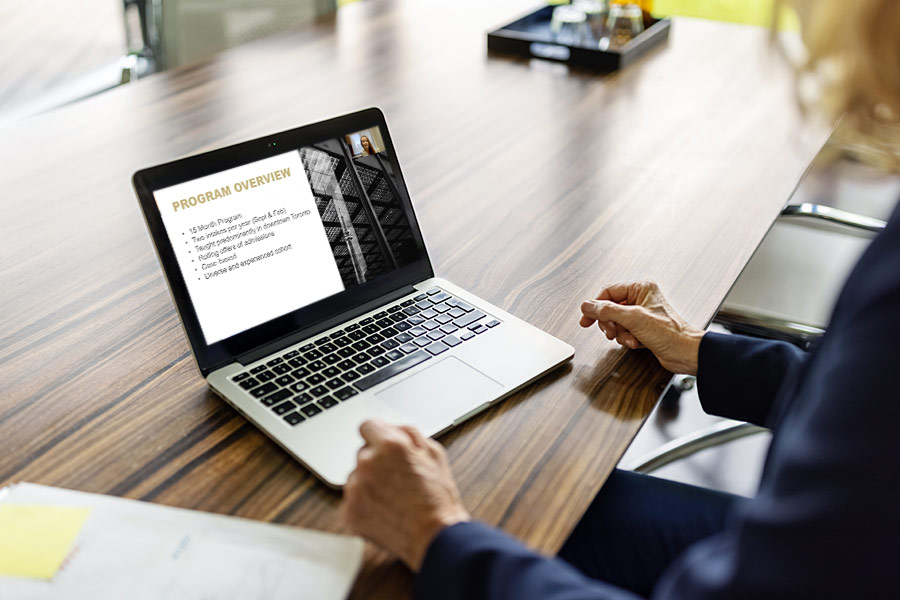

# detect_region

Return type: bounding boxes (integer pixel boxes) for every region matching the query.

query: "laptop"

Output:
[133,107,574,487]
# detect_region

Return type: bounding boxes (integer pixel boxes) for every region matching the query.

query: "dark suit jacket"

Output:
[415,200,900,599]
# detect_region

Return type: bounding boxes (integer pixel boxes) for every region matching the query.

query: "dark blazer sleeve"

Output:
[696,332,808,427]
[416,521,643,600]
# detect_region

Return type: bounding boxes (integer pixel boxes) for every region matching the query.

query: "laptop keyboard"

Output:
[229,287,501,427]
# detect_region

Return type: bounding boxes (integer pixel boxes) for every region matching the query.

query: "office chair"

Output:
[627,153,895,475]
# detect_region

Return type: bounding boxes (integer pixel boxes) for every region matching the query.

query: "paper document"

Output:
[0,483,363,600]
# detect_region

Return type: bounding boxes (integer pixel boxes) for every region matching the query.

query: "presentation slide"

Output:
[154,151,345,344]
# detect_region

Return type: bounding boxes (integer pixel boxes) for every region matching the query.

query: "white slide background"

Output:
[154,151,344,343]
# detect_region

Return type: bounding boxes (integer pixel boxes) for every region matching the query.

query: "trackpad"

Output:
[376,357,502,434]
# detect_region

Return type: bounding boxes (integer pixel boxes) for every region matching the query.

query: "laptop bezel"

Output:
[132,107,434,376]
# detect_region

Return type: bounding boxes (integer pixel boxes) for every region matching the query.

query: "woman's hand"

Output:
[579,281,704,375]
[342,420,470,572]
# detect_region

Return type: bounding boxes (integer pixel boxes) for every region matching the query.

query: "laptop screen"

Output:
[151,125,422,345]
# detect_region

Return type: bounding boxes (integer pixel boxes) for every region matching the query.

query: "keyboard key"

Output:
[295,392,313,405]
[291,367,310,379]
[334,336,352,347]
[335,387,358,401]
[273,401,296,415]
[257,370,276,382]
[266,357,283,366]
[443,335,462,347]
[387,305,402,313]
[319,396,339,409]
[239,378,259,390]
[326,378,344,390]
[352,352,371,364]
[433,303,452,313]
[262,389,293,406]
[403,306,421,316]
[400,343,419,354]
[300,404,322,418]
[376,318,394,328]
[425,341,449,355]
[390,313,407,323]
[447,308,466,319]
[414,293,428,301]
[323,366,340,378]
[368,346,386,357]
[427,330,445,341]
[362,324,379,335]
[283,350,300,359]
[414,337,432,347]
[415,300,432,310]
[250,382,278,397]
[447,299,474,312]
[426,287,441,295]
[473,323,487,334]
[420,308,438,319]
[319,342,337,354]
[401,299,415,307]
[352,340,370,352]
[460,330,476,341]
[346,323,360,331]
[395,321,412,332]
[360,317,374,325]
[357,363,376,374]
[368,333,385,344]
[303,350,323,360]
[338,347,355,358]
[386,349,405,361]
[323,353,341,365]
[371,356,390,368]
[429,292,451,303]
[290,382,308,393]
[453,310,486,329]
[272,364,291,375]
[435,314,453,325]
[299,343,315,352]
[381,338,400,349]
[337,359,356,370]
[283,412,305,426]
[232,372,250,382]
[342,370,361,382]
[408,315,426,325]
[287,357,307,368]
[354,350,431,391]
[308,373,326,385]
[274,375,294,386]
[250,365,267,374]
[421,320,440,331]
[440,324,458,335]
[310,385,329,397]
[487,320,501,328]
[396,332,414,343]
[329,329,345,338]
[349,330,366,340]
[315,338,331,346]
[308,360,326,371]
[381,327,398,337]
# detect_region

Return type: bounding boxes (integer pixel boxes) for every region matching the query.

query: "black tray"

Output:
[487,5,671,71]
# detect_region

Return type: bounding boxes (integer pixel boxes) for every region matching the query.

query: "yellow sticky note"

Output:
[0,504,91,580]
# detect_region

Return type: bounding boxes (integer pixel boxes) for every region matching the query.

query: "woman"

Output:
[359,134,377,156]
[342,1,900,597]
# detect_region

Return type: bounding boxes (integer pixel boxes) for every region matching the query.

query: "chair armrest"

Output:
[626,421,768,474]
[781,203,887,235]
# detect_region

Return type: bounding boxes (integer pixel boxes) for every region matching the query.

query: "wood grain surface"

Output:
[0,1,827,597]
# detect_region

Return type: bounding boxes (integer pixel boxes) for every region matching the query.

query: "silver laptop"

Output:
[133,108,574,487]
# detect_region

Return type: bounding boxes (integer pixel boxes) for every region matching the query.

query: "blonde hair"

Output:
[782,0,900,168]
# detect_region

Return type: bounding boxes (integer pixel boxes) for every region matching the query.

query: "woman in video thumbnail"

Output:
[359,135,377,156]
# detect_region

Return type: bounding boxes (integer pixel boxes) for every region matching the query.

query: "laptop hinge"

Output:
[234,285,418,367]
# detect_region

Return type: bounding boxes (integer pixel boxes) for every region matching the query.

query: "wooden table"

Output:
[0,1,826,596]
